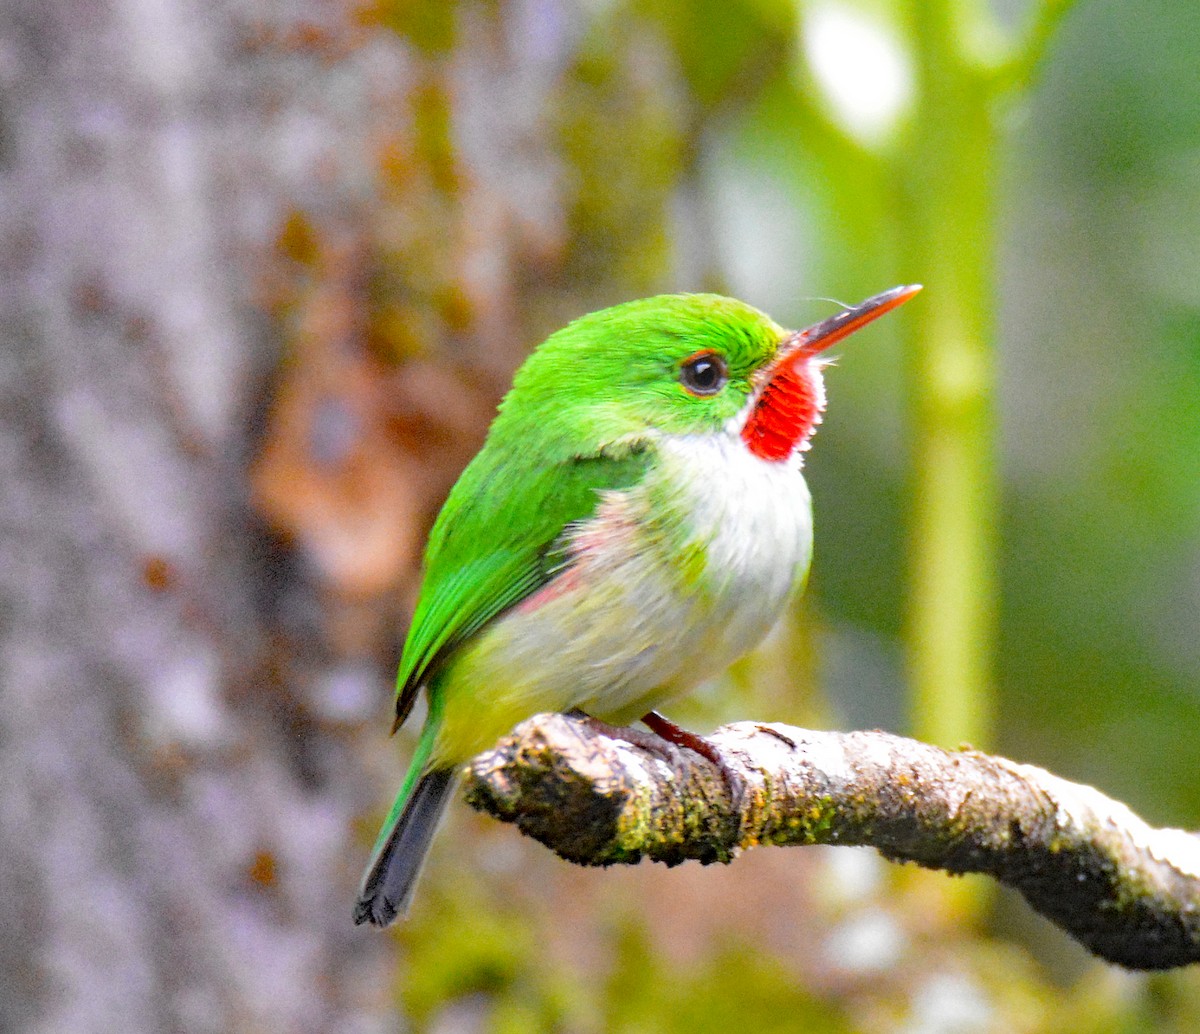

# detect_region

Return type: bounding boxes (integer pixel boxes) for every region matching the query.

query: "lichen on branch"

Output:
[463,712,1200,971]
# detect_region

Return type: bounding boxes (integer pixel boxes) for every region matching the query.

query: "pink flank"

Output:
[513,565,584,614]
[513,494,636,615]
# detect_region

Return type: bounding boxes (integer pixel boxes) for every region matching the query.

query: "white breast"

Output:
[653,433,813,671]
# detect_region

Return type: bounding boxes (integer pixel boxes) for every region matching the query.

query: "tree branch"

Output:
[463,713,1200,971]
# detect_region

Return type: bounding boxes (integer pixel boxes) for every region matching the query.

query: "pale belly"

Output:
[432,435,813,764]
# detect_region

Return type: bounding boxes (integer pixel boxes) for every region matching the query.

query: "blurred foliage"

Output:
[256,0,1200,1029]
[602,924,854,1034]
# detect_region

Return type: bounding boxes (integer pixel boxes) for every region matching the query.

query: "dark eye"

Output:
[679,351,728,396]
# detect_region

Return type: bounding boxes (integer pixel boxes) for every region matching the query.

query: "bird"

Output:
[353,285,921,926]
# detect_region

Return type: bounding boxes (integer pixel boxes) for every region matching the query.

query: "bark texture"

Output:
[0,3,400,1032]
[465,713,1200,972]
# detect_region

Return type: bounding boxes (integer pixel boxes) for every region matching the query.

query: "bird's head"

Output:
[497,286,921,463]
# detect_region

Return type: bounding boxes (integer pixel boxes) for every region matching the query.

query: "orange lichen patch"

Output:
[276,210,320,267]
[248,851,277,888]
[375,134,413,191]
[141,555,177,593]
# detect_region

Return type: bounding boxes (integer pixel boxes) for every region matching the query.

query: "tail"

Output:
[353,702,456,927]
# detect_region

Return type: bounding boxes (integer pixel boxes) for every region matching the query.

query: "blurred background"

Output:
[2,0,1199,1030]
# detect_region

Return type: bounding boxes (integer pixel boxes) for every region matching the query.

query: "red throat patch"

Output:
[741,357,823,462]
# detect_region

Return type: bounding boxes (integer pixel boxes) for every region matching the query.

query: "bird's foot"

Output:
[572,711,677,759]
[571,709,746,818]
[640,710,746,815]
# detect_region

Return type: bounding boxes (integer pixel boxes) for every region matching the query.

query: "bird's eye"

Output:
[679,351,728,397]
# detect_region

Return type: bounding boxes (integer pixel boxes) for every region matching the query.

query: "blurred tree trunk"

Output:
[0,3,401,1031]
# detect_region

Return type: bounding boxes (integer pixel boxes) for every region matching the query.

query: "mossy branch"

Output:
[464,712,1200,971]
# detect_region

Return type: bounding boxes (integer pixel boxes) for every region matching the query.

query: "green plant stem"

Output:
[997,0,1081,94]
[899,0,1000,751]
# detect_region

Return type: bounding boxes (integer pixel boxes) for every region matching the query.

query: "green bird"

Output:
[354,285,920,926]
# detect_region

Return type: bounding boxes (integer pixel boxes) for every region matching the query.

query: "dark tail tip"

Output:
[352,894,397,928]
[353,767,456,928]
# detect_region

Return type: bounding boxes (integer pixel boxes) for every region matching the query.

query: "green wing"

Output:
[392,443,650,730]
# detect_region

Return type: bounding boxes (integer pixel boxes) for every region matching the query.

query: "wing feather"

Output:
[393,443,650,729]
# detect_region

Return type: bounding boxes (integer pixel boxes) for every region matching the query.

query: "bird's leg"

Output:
[640,710,721,765]
[640,710,745,813]
[570,709,681,762]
